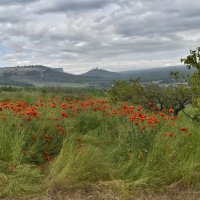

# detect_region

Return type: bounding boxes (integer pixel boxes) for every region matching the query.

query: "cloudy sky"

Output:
[0,0,199,74]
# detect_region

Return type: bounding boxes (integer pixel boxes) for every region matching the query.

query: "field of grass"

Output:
[0,89,199,199]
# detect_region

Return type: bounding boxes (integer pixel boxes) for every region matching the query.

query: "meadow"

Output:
[0,88,199,199]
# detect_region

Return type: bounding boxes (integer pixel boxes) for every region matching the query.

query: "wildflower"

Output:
[180,127,187,132]
[137,106,143,111]
[93,107,98,111]
[171,116,177,120]
[51,102,56,108]
[169,132,174,137]
[44,155,52,161]
[134,122,138,126]
[61,112,69,118]
[168,108,173,114]
[142,126,146,130]
[112,110,118,115]
[163,131,174,137]
[170,122,176,127]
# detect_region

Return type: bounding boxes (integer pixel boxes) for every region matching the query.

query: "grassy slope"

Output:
[0,91,199,199]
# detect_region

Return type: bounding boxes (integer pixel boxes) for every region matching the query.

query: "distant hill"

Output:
[119,65,195,82]
[81,65,195,82]
[0,65,110,87]
[0,65,195,87]
[82,67,124,79]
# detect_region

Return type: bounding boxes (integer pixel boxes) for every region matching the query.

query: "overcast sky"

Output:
[0,0,199,74]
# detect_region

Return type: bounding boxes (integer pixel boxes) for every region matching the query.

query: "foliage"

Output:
[181,47,200,121]
[110,79,192,116]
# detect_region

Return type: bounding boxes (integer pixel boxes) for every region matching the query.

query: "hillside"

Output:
[81,65,194,83]
[0,65,110,87]
[0,65,195,87]
[119,65,195,81]
[82,67,124,79]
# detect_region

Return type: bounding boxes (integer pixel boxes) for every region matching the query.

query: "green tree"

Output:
[110,79,144,103]
[181,47,200,121]
[110,78,192,116]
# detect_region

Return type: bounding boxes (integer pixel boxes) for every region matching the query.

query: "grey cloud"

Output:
[0,0,200,72]
[111,0,200,37]
[37,0,116,14]
[115,14,200,37]
[0,0,40,6]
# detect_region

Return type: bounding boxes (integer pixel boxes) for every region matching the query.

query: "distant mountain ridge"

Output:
[81,65,194,82]
[118,65,195,81]
[0,65,195,87]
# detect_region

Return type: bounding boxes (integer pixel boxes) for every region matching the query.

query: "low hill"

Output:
[82,67,124,79]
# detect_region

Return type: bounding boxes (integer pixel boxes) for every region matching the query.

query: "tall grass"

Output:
[0,90,199,198]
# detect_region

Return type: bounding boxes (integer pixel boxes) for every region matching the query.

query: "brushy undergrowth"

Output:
[0,91,199,198]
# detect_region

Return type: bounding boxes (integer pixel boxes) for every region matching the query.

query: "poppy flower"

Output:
[168,108,173,114]
[180,127,187,132]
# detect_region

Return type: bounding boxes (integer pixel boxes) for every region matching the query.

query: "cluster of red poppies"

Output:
[0,97,191,134]
[0,97,191,167]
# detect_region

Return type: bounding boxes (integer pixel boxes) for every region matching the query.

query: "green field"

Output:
[0,88,199,199]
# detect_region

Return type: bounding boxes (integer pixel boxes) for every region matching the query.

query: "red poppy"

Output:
[168,108,173,114]
[180,127,187,132]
